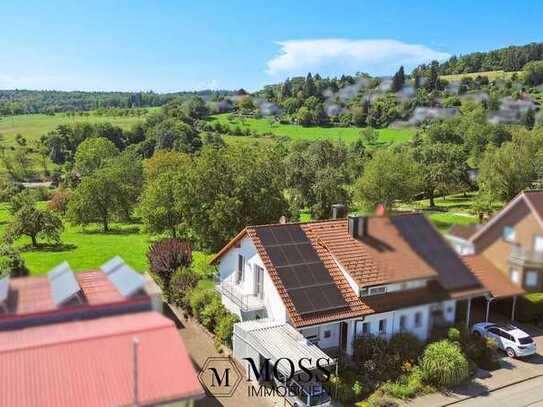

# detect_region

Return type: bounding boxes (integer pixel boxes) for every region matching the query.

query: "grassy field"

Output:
[0,111,155,146]
[440,70,520,82]
[0,201,213,275]
[209,114,415,144]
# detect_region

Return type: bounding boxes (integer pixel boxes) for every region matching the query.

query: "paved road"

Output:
[455,376,543,407]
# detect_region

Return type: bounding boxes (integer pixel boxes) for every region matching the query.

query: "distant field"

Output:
[210,115,415,144]
[440,70,520,82]
[0,110,156,146]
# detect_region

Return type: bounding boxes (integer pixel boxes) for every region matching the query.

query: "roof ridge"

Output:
[0,313,173,354]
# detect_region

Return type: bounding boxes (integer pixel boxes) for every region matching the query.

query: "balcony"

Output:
[216,279,265,313]
[509,246,543,267]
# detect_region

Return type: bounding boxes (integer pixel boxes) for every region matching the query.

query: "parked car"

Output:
[471,322,536,358]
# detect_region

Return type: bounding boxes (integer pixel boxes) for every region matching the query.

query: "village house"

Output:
[0,258,204,407]
[448,191,543,293]
[211,208,522,376]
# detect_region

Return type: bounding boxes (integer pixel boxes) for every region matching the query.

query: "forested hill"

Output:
[0,89,234,115]
[415,42,543,76]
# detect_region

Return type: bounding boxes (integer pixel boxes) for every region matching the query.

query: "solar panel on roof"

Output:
[0,276,9,304]
[50,269,81,305]
[48,261,71,281]
[100,256,125,275]
[256,224,348,316]
[108,264,145,297]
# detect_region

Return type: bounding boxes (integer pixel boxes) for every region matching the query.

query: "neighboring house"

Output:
[211,212,517,366]
[448,191,543,292]
[0,258,204,407]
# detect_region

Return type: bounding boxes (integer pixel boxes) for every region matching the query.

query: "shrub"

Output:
[188,286,218,320]
[420,340,469,388]
[388,333,423,364]
[48,187,72,215]
[381,367,431,400]
[215,312,240,348]
[200,294,224,330]
[516,293,543,322]
[147,238,192,288]
[168,266,199,308]
[0,244,27,277]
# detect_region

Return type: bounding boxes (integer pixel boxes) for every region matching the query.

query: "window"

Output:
[399,315,407,331]
[526,271,539,287]
[503,226,516,242]
[414,312,423,327]
[511,269,521,284]
[487,327,500,335]
[237,254,245,283]
[535,236,543,253]
[519,336,534,345]
[369,286,386,295]
[361,322,371,335]
[378,319,387,334]
[323,330,332,339]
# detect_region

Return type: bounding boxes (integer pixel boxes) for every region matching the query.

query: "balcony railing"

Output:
[510,246,543,265]
[215,277,265,312]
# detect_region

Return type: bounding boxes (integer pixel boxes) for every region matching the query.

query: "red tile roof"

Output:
[218,213,487,328]
[0,312,204,407]
[448,224,480,240]
[463,255,526,299]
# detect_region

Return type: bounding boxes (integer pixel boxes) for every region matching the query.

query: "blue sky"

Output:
[1,0,542,92]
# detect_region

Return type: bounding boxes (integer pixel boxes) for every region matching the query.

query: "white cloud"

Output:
[266,38,450,78]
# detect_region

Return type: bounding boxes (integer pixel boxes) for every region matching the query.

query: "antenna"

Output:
[133,337,139,407]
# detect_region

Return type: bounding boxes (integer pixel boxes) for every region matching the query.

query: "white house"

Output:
[211,212,507,368]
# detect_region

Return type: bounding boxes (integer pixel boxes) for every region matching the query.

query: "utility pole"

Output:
[133,337,139,407]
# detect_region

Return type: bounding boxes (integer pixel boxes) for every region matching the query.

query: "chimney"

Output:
[348,215,368,239]
[331,204,347,219]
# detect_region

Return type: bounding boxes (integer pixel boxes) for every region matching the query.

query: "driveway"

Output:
[402,321,543,406]
[454,375,543,406]
[167,305,283,407]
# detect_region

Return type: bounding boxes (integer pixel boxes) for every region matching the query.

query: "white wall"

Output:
[218,235,287,323]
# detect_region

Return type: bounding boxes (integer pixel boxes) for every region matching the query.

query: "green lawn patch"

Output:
[210,114,415,145]
[0,202,214,275]
[0,111,153,146]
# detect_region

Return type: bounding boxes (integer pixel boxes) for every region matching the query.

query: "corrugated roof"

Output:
[235,320,334,375]
[0,312,204,407]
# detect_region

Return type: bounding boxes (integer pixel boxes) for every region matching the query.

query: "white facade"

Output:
[217,236,458,356]
[218,235,287,323]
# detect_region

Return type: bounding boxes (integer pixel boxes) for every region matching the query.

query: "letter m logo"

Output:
[209,367,231,387]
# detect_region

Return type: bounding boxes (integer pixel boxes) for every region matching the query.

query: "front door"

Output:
[340,322,348,353]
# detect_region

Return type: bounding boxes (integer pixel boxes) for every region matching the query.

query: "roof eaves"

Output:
[209,227,249,265]
[469,192,525,243]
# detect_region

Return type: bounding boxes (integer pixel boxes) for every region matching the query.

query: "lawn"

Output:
[440,70,520,82]
[0,202,212,275]
[209,114,415,144]
[0,110,155,146]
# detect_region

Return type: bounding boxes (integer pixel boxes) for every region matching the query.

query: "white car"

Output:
[471,322,537,358]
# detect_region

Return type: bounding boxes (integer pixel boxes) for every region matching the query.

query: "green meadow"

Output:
[209,114,415,144]
[0,112,153,146]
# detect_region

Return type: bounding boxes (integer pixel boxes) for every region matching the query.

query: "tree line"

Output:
[415,42,543,75]
[0,89,233,115]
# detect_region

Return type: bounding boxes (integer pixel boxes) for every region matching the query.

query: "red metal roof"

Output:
[0,312,204,407]
[1,270,149,326]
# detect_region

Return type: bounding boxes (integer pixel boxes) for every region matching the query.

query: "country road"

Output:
[455,376,543,406]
